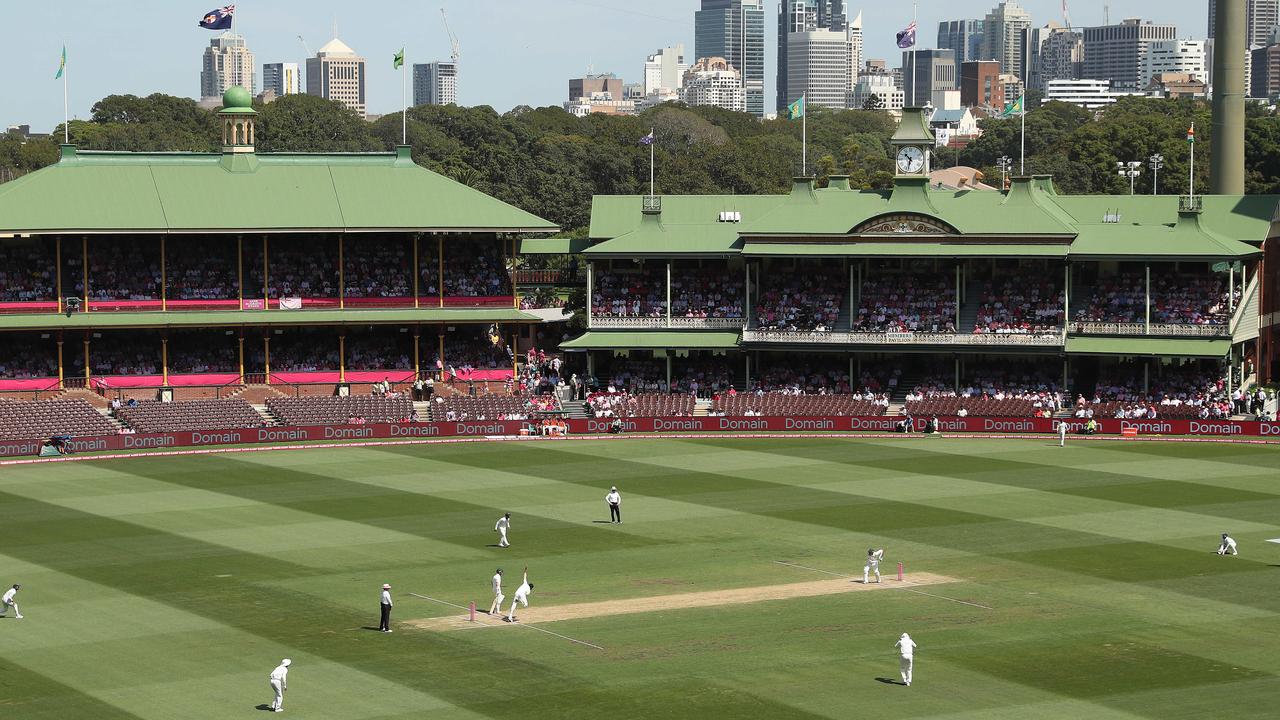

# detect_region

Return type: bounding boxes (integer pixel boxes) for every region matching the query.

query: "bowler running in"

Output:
[864,548,884,584]
[505,567,533,622]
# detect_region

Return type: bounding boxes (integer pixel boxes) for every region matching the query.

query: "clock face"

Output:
[896,146,925,174]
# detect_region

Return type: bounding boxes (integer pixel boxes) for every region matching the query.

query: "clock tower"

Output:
[890,107,935,179]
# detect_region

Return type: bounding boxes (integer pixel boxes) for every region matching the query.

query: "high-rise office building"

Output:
[1028,26,1083,91]
[413,62,458,106]
[978,1,1031,77]
[852,73,904,110]
[644,45,689,95]
[695,0,766,116]
[1082,18,1177,92]
[902,49,957,107]
[262,63,300,98]
[778,1,857,111]
[937,19,984,64]
[960,60,1004,109]
[680,57,745,111]
[1142,40,1207,87]
[569,74,624,101]
[201,34,256,102]
[1209,0,1280,47]
[1251,42,1280,98]
[306,38,367,117]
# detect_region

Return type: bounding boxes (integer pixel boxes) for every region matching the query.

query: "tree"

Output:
[861,94,884,111]
[255,94,381,153]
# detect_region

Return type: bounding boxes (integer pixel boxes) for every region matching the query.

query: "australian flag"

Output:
[199,5,235,30]
[896,21,917,49]
[638,130,655,146]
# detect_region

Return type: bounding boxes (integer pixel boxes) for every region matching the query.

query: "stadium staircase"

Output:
[98,408,127,433]
[835,303,854,331]
[52,387,110,410]
[414,400,435,421]
[958,282,984,333]
[693,399,712,417]
[560,400,589,419]
[250,405,278,426]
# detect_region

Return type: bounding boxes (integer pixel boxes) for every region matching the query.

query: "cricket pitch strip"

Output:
[406,572,959,632]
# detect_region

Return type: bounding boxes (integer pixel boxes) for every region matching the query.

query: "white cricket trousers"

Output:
[864,563,880,583]
[0,600,18,618]
[899,656,913,685]
[498,528,509,547]
[270,679,284,711]
[489,593,504,614]
[507,595,527,620]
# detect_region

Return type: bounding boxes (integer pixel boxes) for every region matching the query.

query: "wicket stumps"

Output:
[469,601,476,622]
[897,562,904,581]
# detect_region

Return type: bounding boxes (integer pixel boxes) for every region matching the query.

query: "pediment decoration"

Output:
[852,213,958,236]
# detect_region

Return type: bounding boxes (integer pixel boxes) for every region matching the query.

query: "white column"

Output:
[1144,264,1151,335]
[587,262,594,329]
[1229,264,1235,312]
[666,261,672,327]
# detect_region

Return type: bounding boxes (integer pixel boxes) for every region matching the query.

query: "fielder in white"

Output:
[895,633,917,686]
[505,567,533,622]
[1218,533,1238,555]
[495,513,511,548]
[1058,421,1068,447]
[0,584,20,619]
[488,568,505,615]
[268,658,290,712]
[864,548,884,584]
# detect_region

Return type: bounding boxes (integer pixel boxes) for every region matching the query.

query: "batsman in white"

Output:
[1217,533,1238,555]
[505,567,533,622]
[894,633,917,686]
[495,513,511,548]
[0,584,21,619]
[864,548,884,584]
[488,568,504,615]
[268,658,290,712]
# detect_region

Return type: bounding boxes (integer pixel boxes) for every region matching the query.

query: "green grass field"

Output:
[2,436,1279,719]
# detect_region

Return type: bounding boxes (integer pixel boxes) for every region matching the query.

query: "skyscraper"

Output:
[902,49,957,107]
[306,38,367,117]
[695,0,766,116]
[777,1,855,111]
[262,63,300,98]
[413,62,458,106]
[1142,40,1207,87]
[1030,27,1083,92]
[201,34,255,102]
[978,1,1031,78]
[960,60,1004,109]
[937,19,984,64]
[1209,0,1279,47]
[680,57,745,112]
[1082,18,1177,92]
[644,45,689,94]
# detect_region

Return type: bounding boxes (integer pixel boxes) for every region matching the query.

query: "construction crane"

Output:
[1062,0,1072,29]
[441,8,460,64]
[297,35,312,57]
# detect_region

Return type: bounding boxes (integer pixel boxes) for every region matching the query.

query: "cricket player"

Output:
[864,548,884,584]
[505,567,533,622]
[379,583,393,633]
[895,633,916,686]
[0,584,20,619]
[1217,533,1238,555]
[268,658,290,712]
[1058,421,1068,447]
[488,568,504,615]
[495,513,511,548]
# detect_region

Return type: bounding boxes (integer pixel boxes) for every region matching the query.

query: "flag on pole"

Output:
[1186,124,1196,143]
[393,49,405,69]
[896,21,917,49]
[198,5,236,30]
[55,46,66,79]
[785,96,805,120]
[1001,94,1024,118]
[935,127,952,148]
[638,129,655,146]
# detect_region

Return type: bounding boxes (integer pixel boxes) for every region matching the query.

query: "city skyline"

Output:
[3,1,1215,131]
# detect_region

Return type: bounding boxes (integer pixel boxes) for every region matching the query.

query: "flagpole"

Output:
[63,48,69,144]
[1189,122,1195,199]
[649,130,655,196]
[1020,105,1025,175]
[401,50,407,145]
[802,96,807,175]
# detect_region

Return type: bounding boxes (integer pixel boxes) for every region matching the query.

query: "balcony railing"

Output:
[741,330,1064,346]
[591,316,746,330]
[641,195,662,214]
[1070,321,1229,338]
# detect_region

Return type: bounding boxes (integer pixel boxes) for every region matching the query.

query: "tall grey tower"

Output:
[201,34,256,102]
[695,0,766,116]
[777,1,851,112]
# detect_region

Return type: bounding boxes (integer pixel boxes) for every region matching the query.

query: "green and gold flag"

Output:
[786,95,805,120]
[55,46,66,79]
[393,48,404,69]
[1002,94,1024,117]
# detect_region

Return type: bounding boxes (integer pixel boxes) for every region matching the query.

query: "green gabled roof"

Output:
[1069,212,1262,259]
[0,146,557,234]
[561,330,741,350]
[586,195,788,255]
[1065,337,1231,358]
[741,241,1068,257]
[0,307,538,332]
[1053,194,1275,244]
[519,237,590,254]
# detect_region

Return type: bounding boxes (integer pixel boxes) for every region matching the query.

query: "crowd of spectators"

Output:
[444,244,511,297]
[77,239,162,300]
[240,239,340,299]
[258,332,340,372]
[599,359,664,393]
[344,241,411,298]
[168,239,239,300]
[167,343,238,374]
[670,268,743,319]
[754,358,859,395]
[0,241,57,302]
[1074,273,1235,325]
[519,288,566,310]
[756,266,847,331]
[1077,365,1233,418]
[972,278,1063,335]
[345,333,412,371]
[437,329,512,375]
[78,346,161,376]
[854,273,956,333]
[670,358,737,396]
[0,338,57,378]
[592,268,666,317]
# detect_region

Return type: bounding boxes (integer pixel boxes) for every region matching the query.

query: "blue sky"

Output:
[2,1,1211,131]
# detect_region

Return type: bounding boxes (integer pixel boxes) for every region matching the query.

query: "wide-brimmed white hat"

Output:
[282,659,292,666]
